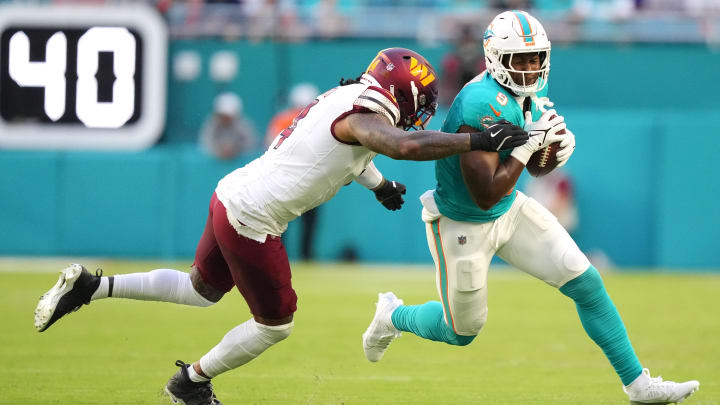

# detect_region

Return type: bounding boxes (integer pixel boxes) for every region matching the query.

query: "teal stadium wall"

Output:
[1,41,719,268]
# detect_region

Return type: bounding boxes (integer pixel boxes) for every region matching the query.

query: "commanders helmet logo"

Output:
[408,57,435,86]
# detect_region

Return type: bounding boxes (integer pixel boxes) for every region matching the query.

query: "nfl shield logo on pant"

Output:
[458,235,467,245]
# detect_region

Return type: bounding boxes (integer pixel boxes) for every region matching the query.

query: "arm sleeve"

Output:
[353,160,384,190]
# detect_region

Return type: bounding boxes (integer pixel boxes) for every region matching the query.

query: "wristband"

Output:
[469,132,486,151]
[510,145,534,166]
[355,161,384,189]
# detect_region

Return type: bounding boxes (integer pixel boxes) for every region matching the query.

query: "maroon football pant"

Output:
[194,193,297,319]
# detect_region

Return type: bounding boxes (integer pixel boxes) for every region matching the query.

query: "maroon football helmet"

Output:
[365,48,439,130]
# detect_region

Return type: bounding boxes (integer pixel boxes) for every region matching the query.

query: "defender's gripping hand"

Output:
[511,110,567,165]
[556,128,576,168]
[373,180,407,211]
[470,120,529,152]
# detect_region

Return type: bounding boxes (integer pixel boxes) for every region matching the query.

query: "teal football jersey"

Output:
[434,72,548,223]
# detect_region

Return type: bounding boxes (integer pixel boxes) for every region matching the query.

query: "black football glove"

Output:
[373,180,406,211]
[470,120,529,152]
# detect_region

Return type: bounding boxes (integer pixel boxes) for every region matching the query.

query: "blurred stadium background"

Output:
[1,0,719,404]
[1,0,719,266]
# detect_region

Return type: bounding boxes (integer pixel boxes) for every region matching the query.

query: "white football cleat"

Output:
[34,264,102,332]
[362,292,403,362]
[624,368,699,404]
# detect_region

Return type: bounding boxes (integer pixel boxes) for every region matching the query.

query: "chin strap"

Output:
[410,80,419,113]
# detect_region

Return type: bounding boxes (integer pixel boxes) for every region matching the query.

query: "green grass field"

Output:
[1,259,718,404]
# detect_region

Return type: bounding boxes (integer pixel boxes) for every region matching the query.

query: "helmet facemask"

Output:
[394,81,438,130]
[406,92,437,130]
[486,48,550,97]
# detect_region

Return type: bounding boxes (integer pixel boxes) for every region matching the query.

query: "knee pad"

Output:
[451,259,488,336]
[454,308,487,336]
[443,307,481,346]
[200,319,292,377]
[561,245,592,275]
[168,270,215,307]
[255,321,294,344]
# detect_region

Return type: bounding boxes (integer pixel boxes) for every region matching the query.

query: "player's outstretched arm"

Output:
[334,113,528,161]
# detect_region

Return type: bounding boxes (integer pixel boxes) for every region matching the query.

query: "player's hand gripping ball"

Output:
[526,113,565,177]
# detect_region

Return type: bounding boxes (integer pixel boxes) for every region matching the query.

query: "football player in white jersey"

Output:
[362,13,700,404]
[33,48,530,404]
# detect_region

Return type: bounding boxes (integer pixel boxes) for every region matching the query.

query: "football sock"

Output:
[91,277,109,300]
[559,265,643,385]
[187,364,210,383]
[90,269,214,307]
[199,319,293,378]
[391,301,475,346]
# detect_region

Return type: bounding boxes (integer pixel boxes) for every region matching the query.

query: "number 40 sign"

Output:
[9,27,136,128]
[0,5,167,150]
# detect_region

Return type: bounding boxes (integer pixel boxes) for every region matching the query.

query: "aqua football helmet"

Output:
[483,10,551,97]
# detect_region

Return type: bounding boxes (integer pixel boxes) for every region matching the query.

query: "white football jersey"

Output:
[215,75,400,240]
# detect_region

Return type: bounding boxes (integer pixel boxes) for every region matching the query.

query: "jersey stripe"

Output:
[358,95,398,123]
[354,87,401,125]
[367,85,399,109]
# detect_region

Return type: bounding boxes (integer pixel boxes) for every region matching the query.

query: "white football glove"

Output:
[510,109,566,165]
[531,96,554,113]
[556,127,575,168]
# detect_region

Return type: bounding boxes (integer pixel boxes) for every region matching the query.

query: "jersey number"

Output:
[273,99,319,150]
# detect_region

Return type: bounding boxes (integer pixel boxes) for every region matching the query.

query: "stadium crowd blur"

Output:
[149,0,720,43]
[199,92,258,159]
[150,0,720,143]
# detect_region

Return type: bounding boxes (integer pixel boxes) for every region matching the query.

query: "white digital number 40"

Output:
[8,27,136,128]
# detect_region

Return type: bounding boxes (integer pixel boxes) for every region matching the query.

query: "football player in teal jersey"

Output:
[362,10,700,403]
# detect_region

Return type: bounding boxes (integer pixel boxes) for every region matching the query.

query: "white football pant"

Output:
[421,190,590,336]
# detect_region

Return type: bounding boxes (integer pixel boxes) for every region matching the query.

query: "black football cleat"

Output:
[34,264,102,332]
[165,360,223,405]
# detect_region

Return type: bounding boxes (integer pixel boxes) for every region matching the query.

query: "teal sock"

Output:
[559,266,643,385]
[391,301,475,346]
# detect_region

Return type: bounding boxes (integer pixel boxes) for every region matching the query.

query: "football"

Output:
[526,121,565,177]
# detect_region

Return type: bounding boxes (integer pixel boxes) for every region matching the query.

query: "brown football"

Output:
[526,140,561,177]
[526,116,565,177]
